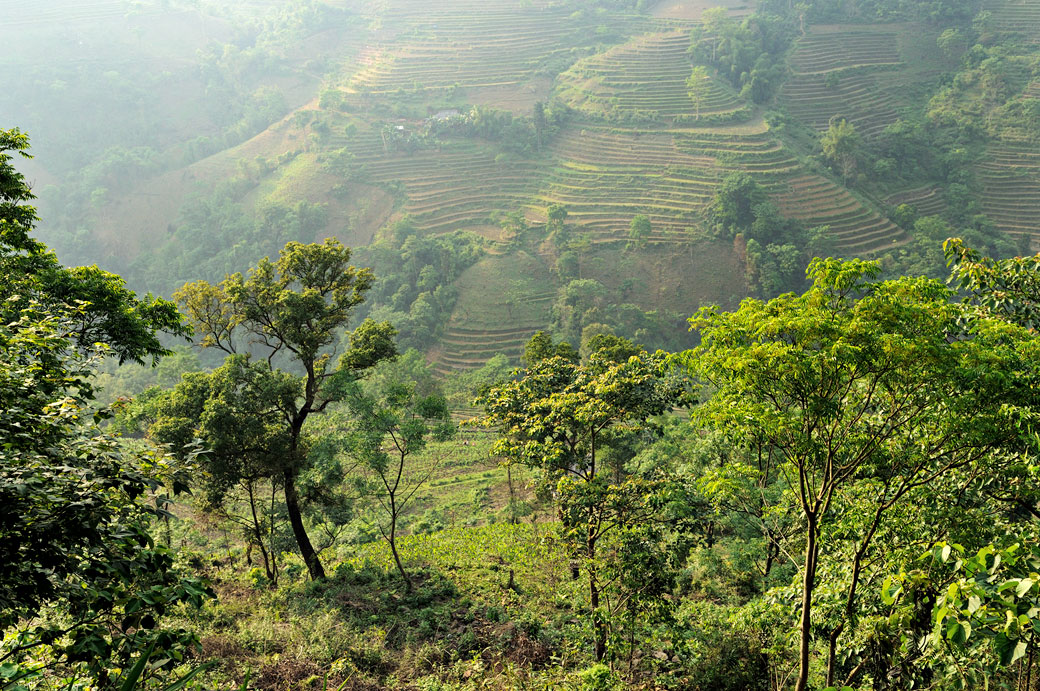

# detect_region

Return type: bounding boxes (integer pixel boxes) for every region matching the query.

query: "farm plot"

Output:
[555,31,747,122]
[976,144,1040,246]
[540,122,808,244]
[781,27,903,138]
[885,186,948,219]
[772,175,906,255]
[344,0,657,93]
[430,252,553,374]
[348,140,549,235]
[986,0,1040,40]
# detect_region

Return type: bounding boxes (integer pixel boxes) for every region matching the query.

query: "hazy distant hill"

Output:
[5,0,1038,370]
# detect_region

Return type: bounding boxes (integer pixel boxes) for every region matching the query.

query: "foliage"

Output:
[820,119,860,186]
[361,221,485,351]
[945,237,1040,329]
[884,536,1040,687]
[1,129,188,364]
[479,337,688,660]
[346,362,456,591]
[0,131,211,689]
[683,256,1040,690]
[689,12,795,105]
[160,238,398,581]
[706,173,815,296]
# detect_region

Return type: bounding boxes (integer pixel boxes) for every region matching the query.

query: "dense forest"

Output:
[8,0,1040,688]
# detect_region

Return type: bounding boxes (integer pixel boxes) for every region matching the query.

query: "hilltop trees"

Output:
[160,239,397,581]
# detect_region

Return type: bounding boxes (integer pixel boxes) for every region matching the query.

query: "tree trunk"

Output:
[826,625,842,687]
[388,492,413,593]
[588,527,606,661]
[796,516,819,691]
[591,573,606,661]
[248,483,274,582]
[283,468,325,581]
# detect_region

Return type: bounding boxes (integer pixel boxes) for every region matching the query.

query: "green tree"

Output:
[627,214,652,249]
[171,239,397,581]
[147,355,298,584]
[347,367,455,592]
[0,129,210,688]
[522,330,578,367]
[700,7,731,62]
[821,118,860,186]
[0,128,187,364]
[478,340,686,660]
[686,66,711,119]
[683,257,1040,690]
[707,172,768,237]
[945,237,1040,329]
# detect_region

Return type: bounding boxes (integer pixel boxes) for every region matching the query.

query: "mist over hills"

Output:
[4,0,1039,368]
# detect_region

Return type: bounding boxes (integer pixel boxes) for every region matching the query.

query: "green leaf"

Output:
[119,639,157,691]
[1017,578,1034,598]
[1012,639,1029,665]
[947,620,967,645]
[881,576,902,605]
[160,661,217,691]
[994,633,1015,665]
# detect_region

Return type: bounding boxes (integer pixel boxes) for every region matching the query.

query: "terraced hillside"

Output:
[987,0,1040,39]
[32,0,1002,375]
[535,118,904,254]
[555,31,746,122]
[342,0,659,96]
[350,138,549,235]
[773,175,903,254]
[886,186,948,219]
[977,144,1040,248]
[427,252,553,375]
[781,26,903,139]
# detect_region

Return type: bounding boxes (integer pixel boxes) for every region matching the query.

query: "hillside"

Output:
[8,0,1040,370]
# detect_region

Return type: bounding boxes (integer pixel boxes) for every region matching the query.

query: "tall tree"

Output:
[173,239,397,580]
[685,66,711,120]
[682,257,1040,690]
[821,118,860,186]
[479,339,686,660]
[347,369,455,592]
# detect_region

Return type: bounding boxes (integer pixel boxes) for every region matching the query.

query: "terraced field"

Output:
[357,143,548,235]
[977,144,1040,247]
[781,27,903,138]
[0,0,144,27]
[773,175,905,254]
[555,31,746,122]
[987,0,1040,39]
[343,0,661,94]
[537,120,904,253]
[886,186,947,219]
[429,252,553,374]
